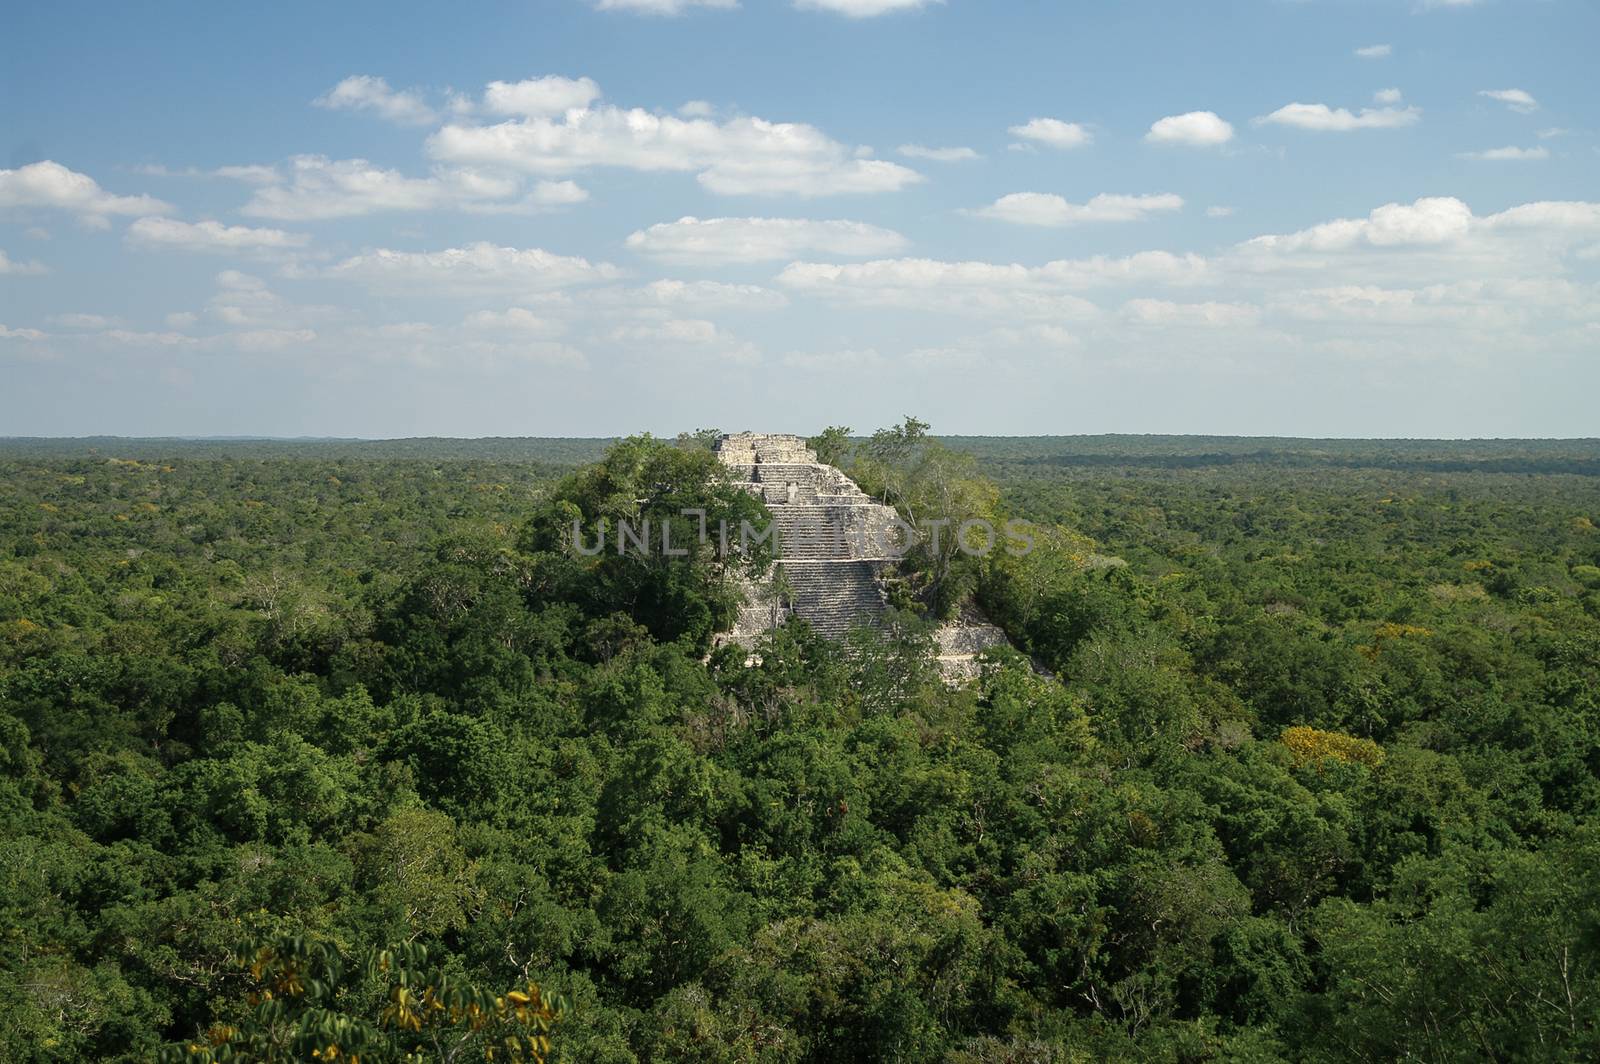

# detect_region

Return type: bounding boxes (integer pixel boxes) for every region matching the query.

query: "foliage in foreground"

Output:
[160,938,562,1064]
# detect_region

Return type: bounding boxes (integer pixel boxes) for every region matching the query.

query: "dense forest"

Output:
[2,429,1598,1061]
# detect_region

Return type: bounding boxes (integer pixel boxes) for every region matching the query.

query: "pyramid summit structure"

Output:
[714,432,898,641]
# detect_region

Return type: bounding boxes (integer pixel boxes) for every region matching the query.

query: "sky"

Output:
[2,0,1597,439]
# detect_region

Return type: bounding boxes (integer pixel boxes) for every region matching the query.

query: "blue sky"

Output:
[2,0,1596,438]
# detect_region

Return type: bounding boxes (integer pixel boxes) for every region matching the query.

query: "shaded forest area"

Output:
[2,432,1598,1061]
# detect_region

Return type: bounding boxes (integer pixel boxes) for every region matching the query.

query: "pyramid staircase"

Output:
[716,433,900,640]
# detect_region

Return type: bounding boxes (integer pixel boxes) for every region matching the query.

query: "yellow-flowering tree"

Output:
[1280,725,1385,769]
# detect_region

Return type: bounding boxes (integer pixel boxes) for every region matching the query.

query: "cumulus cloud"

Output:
[1007,118,1092,149]
[776,195,1600,365]
[973,192,1184,227]
[897,144,980,162]
[314,75,438,125]
[1256,102,1421,131]
[429,81,922,196]
[776,251,1207,318]
[0,161,172,222]
[592,0,738,13]
[483,76,602,116]
[1242,197,1475,253]
[794,0,941,15]
[126,217,310,252]
[625,215,908,264]
[1145,111,1234,147]
[463,307,565,335]
[0,249,48,275]
[1478,88,1539,113]
[1374,88,1404,105]
[1457,146,1550,161]
[321,242,620,294]
[206,270,310,328]
[1355,44,1393,59]
[237,155,586,220]
[1206,206,1235,218]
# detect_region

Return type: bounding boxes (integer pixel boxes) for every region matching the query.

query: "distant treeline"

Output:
[5,434,1600,476]
[0,436,619,464]
[942,435,1600,477]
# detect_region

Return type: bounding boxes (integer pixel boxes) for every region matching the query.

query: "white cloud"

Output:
[101,328,199,347]
[1243,197,1474,253]
[237,155,582,220]
[774,195,1600,369]
[794,0,940,15]
[529,180,590,206]
[429,84,922,196]
[134,162,282,184]
[592,0,738,13]
[777,251,1206,318]
[1482,202,1600,231]
[1256,102,1421,131]
[897,144,980,162]
[314,75,438,125]
[1355,44,1393,59]
[463,307,565,335]
[625,215,908,264]
[214,164,283,185]
[207,270,295,327]
[322,242,620,294]
[1207,206,1235,218]
[342,320,588,370]
[50,313,117,328]
[127,217,310,252]
[973,192,1184,227]
[1123,299,1260,328]
[1007,118,1092,149]
[679,100,716,118]
[609,317,759,363]
[1537,128,1569,140]
[618,279,789,310]
[0,249,48,275]
[195,270,345,342]
[240,156,469,219]
[1374,88,1403,105]
[1478,88,1539,113]
[0,161,172,221]
[0,324,48,342]
[1146,111,1234,147]
[166,311,199,329]
[1458,145,1550,161]
[483,76,602,117]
